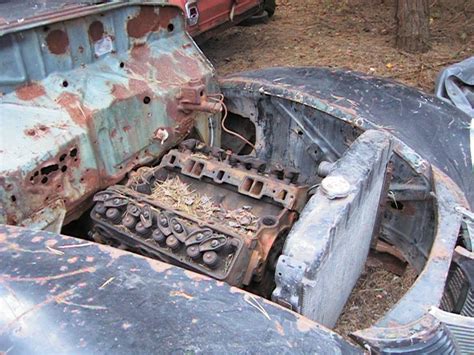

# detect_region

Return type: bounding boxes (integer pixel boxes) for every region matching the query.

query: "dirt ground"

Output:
[200,0,472,338]
[201,0,473,92]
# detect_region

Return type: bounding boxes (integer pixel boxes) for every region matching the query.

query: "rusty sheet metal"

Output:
[0,3,219,228]
[219,67,473,207]
[0,224,361,353]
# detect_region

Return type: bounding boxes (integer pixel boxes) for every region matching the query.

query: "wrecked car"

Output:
[0,1,473,353]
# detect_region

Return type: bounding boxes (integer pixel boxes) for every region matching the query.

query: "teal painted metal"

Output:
[0,2,220,229]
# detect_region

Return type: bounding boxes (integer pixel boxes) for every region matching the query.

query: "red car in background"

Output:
[170,0,275,39]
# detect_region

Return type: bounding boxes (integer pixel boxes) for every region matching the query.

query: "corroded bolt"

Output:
[160,217,168,227]
[166,236,180,250]
[203,251,218,268]
[196,233,204,241]
[152,229,165,244]
[105,208,121,224]
[113,198,121,205]
[130,206,139,214]
[135,222,150,236]
[173,223,183,233]
[95,202,106,215]
[122,215,136,229]
[211,240,219,248]
[186,246,201,259]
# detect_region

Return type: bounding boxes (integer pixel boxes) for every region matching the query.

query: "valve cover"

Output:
[90,140,308,287]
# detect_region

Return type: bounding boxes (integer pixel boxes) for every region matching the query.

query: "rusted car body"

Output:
[169,0,264,39]
[0,1,473,353]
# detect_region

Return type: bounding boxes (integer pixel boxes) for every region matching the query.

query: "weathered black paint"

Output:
[0,225,360,354]
[221,67,473,207]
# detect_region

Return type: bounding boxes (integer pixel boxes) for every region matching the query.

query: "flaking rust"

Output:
[0,3,217,228]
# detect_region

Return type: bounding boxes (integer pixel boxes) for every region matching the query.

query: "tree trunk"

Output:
[396,0,430,53]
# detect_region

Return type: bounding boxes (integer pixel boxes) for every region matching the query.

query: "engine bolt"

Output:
[173,223,183,233]
[160,217,168,227]
[113,198,121,205]
[135,222,150,236]
[211,240,219,247]
[122,215,137,229]
[105,208,121,224]
[95,202,106,215]
[166,236,180,250]
[152,229,166,244]
[196,233,204,241]
[203,251,218,268]
[186,246,201,259]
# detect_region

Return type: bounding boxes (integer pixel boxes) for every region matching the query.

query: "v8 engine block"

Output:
[91,140,308,288]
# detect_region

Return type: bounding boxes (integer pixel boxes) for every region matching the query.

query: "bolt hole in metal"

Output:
[390,200,405,211]
[119,62,125,68]
[70,148,78,157]
[167,23,174,32]
[62,80,68,88]
[143,96,151,104]
[262,216,277,227]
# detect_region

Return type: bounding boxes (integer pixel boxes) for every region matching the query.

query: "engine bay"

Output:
[1,2,472,352]
[90,139,308,295]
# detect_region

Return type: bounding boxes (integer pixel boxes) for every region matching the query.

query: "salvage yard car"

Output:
[170,0,276,40]
[0,0,473,353]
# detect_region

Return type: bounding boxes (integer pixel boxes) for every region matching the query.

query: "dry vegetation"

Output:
[200,0,472,337]
[201,0,473,92]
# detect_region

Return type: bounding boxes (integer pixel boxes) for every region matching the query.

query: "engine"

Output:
[90,139,308,291]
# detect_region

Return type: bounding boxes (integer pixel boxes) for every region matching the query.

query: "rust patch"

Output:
[131,44,151,60]
[111,84,130,101]
[0,267,95,283]
[146,259,174,273]
[97,243,129,261]
[46,29,70,55]
[184,270,210,281]
[170,290,193,300]
[24,124,50,138]
[56,92,93,126]
[157,7,179,31]
[275,320,285,336]
[295,315,316,332]
[67,256,79,264]
[88,21,104,42]
[127,7,160,38]
[31,236,44,243]
[174,51,202,79]
[229,286,247,294]
[110,128,118,138]
[127,6,177,38]
[16,83,45,101]
[129,78,153,95]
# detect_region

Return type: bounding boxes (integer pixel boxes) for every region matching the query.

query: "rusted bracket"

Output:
[178,79,222,114]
